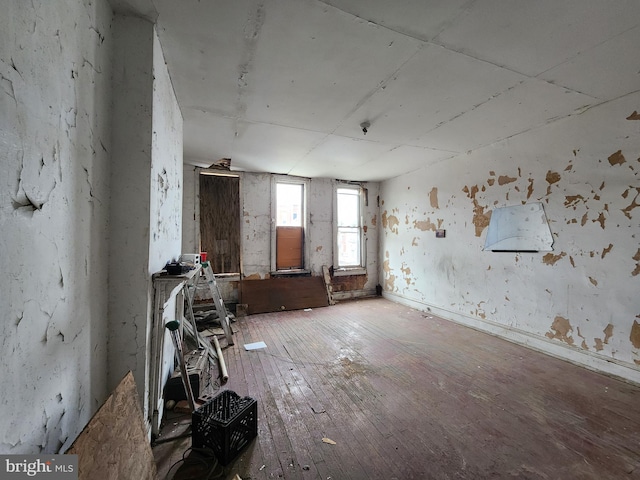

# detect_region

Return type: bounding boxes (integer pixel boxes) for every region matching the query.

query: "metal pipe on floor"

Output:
[212,335,229,384]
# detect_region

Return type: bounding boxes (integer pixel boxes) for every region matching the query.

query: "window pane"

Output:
[277,183,303,226]
[338,228,360,266]
[337,189,359,227]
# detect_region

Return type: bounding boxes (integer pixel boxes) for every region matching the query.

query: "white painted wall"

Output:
[182,165,199,254]
[0,0,113,453]
[150,30,184,415]
[150,32,183,271]
[307,178,335,274]
[108,13,155,413]
[1,0,183,455]
[108,15,183,424]
[241,172,273,278]
[380,93,640,383]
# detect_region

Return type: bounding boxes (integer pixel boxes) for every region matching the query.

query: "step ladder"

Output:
[201,261,234,345]
[182,280,218,363]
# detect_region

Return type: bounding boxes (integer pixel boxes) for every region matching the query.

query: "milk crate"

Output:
[192,390,258,465]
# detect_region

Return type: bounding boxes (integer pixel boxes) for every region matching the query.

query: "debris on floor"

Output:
[244,341,267,350]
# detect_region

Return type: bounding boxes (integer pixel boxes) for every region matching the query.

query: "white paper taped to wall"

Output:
[484,202,553,252]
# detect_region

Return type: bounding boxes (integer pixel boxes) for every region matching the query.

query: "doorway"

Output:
[199,173,240,274]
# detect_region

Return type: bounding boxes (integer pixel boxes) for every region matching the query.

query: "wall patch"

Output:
[608,150,626,166]
[387,214,400,234]
[603,324,614,344]
[626,111,640,120]
[542,252,566,266]
[631,319,640,349]
[429,187,439,209]
[621,188,639,219]
[601,244,613,259]
[414,218,437,232]
[498,175,517,186]
[546,316,574,345]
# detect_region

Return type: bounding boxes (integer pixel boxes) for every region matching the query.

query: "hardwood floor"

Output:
[154,297,640,480]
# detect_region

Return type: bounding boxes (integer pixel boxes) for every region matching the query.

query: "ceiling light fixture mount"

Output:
[360,121,370,135]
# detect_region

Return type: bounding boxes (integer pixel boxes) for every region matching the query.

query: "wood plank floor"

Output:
[154,297,640,480]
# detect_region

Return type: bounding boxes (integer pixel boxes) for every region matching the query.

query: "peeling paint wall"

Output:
[2,0,182,454]
[182,165,199,254]
[107,14,155,418]
[0,0,113,453]
[149,29,184,405]
[150,32,183,269]
[240,172,272,278]
[108,15,183,424]
[380,93,640,381]
[307,178,334,276]
[183,171,379,296]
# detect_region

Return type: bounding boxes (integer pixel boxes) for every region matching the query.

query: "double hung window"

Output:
[335,186,363,268]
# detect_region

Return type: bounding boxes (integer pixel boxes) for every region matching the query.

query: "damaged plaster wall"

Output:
[240,172,272,279]
[379,92,640,382]
[108,14,154,415]
[0,0,113,453]
[182,170,379,297]
[108,15,183,424]
[149,29,184,404]
[182,165,199,254]
[150,31,183,270]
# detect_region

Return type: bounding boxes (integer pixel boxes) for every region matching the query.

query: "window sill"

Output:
[270,269,311,278]
[213,273,241,281]
[333,267,367,277]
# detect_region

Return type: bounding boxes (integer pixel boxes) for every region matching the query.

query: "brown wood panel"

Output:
[199,174,240,274]
[68,372,157,480]
[276,226,303,269]
[155,298,640,480]
[331,272,368,293]
[240,276,328,314]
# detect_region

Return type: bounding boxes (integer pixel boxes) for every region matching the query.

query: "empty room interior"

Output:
[1,1,639,479]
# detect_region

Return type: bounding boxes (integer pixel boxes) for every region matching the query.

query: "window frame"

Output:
[270,175,310,273]
[333,184,366,275]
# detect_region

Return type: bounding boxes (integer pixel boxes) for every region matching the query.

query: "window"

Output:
[276,183,303,227]
[272,178,308,271]
[335,186,363,268]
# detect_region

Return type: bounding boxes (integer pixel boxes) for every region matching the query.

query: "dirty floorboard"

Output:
[153,297,640,480]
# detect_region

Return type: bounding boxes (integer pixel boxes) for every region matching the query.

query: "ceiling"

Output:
[123,0,640,181]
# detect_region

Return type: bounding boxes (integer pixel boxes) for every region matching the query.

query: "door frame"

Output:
[196,168,243,276]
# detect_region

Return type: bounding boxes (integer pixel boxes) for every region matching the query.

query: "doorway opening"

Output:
[199,172,241,274]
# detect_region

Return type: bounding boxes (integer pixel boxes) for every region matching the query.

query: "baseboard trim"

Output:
[382,291,640,386]
[333,289,377,301]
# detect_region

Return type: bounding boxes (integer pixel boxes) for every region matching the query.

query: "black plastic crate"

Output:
[192,390,257,465]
